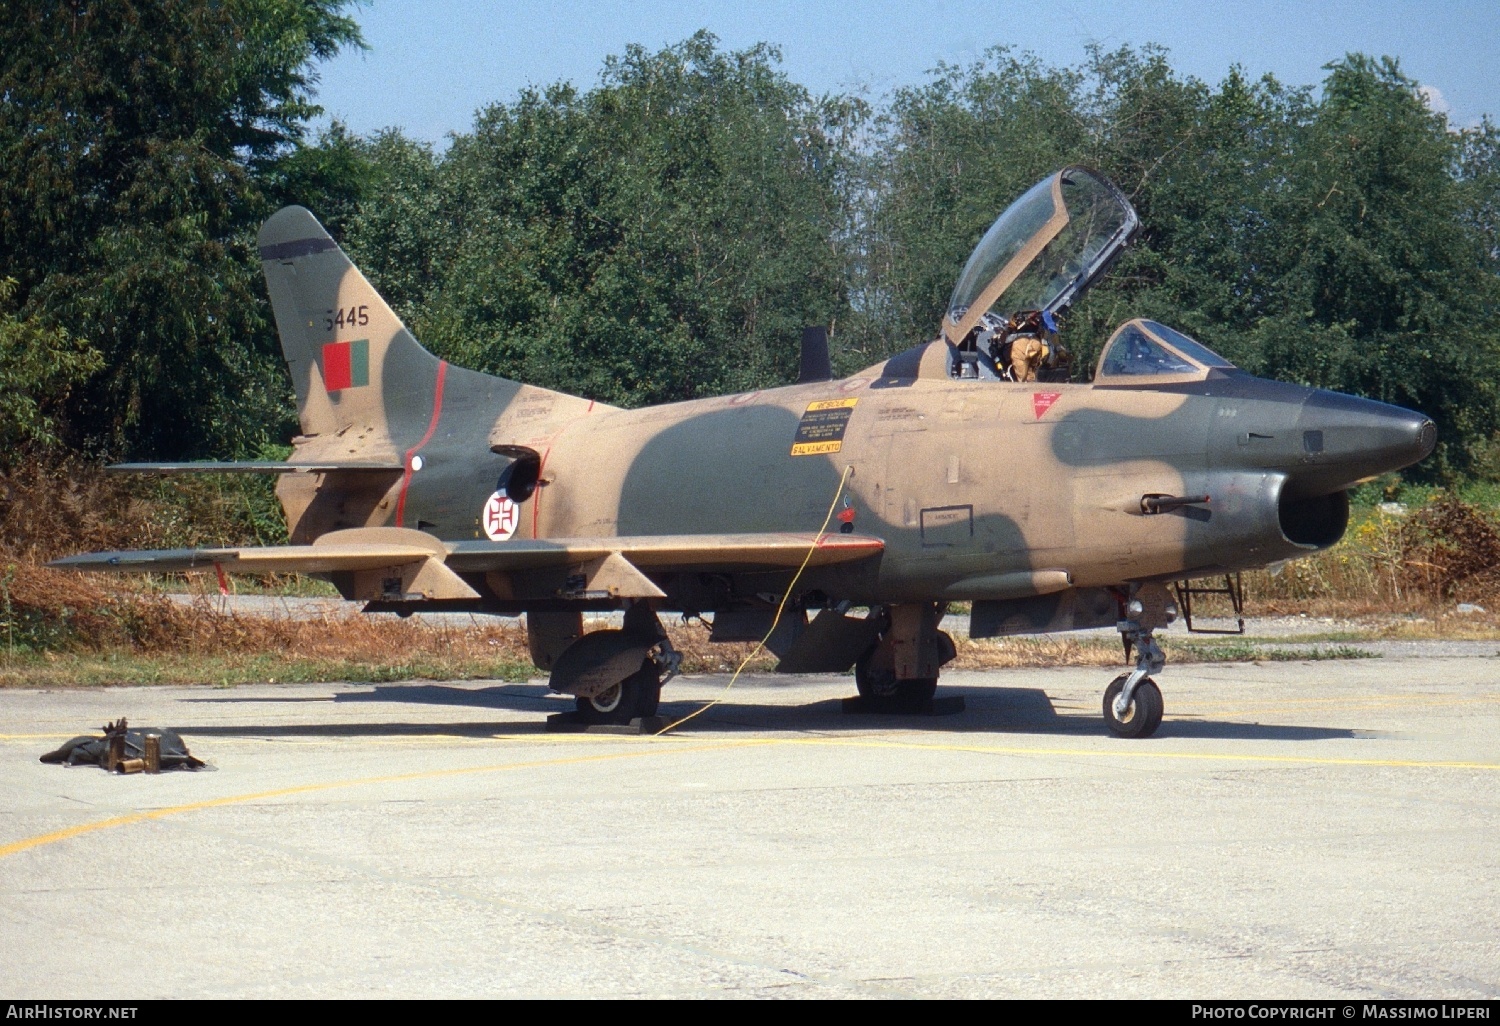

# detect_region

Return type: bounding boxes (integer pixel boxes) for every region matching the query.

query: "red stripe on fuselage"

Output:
[396,360,448,528]
[531,447,551,538]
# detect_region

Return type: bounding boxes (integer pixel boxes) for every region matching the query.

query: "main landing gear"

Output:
[852,602,957,713]
[1103,583,1176,738]
[546,602,681,727]
[573,656,665,726]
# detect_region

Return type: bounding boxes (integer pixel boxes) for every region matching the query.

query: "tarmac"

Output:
[2,657,1498,998]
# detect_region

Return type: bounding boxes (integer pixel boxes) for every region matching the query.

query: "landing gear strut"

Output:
[1104,583,1176,739]
[852,602,955,713]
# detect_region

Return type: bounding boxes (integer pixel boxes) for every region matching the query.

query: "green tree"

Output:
[0,278,102,450]
[343,31,864,406]
[1241,56,1500,476]
[0,0,362,458]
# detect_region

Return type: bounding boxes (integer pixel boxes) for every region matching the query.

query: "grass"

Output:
[137,574,342,598]
[0,651,539,688]
[1169,642,1380,662]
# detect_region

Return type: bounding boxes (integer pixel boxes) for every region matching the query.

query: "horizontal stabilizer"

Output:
[108,461,404,475]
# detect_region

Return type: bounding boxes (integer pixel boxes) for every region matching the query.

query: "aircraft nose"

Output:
[1298,391,1436,486]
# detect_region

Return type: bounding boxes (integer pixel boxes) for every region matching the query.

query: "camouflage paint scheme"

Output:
[55,170,1436,735]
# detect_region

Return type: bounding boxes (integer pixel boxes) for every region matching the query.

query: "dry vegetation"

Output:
[0,469,1495,688]
[1245,491,1500,618]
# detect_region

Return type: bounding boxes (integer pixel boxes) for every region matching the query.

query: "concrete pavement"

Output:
[2,658,1497,998]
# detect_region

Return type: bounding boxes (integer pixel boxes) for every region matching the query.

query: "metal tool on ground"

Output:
[39,718,205,771]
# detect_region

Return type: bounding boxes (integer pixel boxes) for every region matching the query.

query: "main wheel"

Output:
[575,658,662,725]
[1103,674,1163,738]
[855,642,937,711]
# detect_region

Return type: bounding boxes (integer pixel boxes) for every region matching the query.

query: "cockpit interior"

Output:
[940,166,1236,386]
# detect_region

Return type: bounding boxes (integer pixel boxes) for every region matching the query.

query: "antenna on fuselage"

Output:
[798,326,833,384]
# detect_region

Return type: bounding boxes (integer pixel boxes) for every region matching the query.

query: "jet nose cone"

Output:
[1415,418,1438,462]
[1297,392,1436,488]
[1368,407,1436,468]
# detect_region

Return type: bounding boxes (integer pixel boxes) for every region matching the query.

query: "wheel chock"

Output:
[544,712,667,735]
[841,695,965,716]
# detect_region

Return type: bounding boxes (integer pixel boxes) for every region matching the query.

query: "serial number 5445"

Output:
[324,305,369,331]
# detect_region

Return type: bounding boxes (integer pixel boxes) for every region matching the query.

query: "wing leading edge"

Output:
[48,528,886,603]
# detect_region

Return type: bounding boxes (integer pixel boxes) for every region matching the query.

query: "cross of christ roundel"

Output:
[482,490,520,541]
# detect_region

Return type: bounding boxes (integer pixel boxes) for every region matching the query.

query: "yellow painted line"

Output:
[0,738,766,861]
[0,729,681,744]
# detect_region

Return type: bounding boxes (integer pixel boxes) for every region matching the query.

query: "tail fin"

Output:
[256,206,601,450]
[259,205,430,441]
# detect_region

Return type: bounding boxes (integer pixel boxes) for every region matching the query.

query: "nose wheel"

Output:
[1104,583,1175,739]
[1103,674,1163,738]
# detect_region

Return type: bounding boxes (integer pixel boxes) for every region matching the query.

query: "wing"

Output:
[48,527,885,603]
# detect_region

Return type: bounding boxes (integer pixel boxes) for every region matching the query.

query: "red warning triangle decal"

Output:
[1032,392,1062,419]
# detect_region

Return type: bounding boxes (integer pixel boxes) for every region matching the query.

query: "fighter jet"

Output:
[52,166,1435,737]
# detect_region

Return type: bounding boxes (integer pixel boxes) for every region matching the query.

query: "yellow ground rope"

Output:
[655,465,854,735]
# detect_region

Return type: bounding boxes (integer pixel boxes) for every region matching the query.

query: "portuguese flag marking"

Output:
[323,339,370,391]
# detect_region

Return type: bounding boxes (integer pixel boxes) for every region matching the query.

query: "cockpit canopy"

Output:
[942,166,1139,346]
[864,166,1237,388]
[1094,319,1235,383]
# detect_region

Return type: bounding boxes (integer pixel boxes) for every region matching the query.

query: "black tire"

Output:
[892,678,938,709]
[637,661,662,718]
[855,643,937,711]
[855,640,898,700]
[575,659,661,725]
[1103,675,1163,738]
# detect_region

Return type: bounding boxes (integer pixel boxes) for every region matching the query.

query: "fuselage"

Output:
[387,342,1434,607]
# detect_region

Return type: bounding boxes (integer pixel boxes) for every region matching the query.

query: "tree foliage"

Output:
[0,278,101,450]
[2,12,1498,479]
[0,0,362,457]
[343,32,863,406]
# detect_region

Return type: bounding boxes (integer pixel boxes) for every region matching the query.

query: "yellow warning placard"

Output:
[791,397,858,456]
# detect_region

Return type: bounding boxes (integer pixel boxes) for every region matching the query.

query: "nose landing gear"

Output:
[1105,583,1176,738]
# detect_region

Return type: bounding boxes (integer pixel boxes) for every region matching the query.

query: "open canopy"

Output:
[942,166,1139,345]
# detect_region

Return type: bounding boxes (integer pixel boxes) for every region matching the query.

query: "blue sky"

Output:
[311,0,1500,144]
